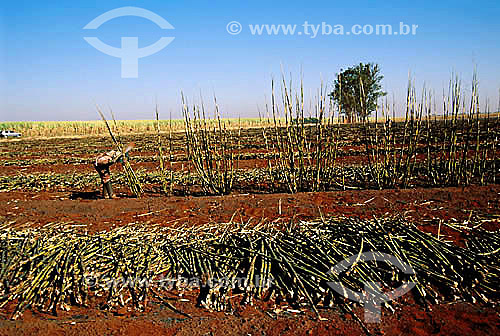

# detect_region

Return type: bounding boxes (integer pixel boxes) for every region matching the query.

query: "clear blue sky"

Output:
[1,0,499,121]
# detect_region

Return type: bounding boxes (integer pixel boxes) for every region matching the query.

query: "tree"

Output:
[329,63,386,122]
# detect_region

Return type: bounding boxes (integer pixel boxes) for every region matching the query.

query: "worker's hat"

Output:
[106,150,122,162]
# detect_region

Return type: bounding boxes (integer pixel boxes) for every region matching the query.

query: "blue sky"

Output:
[1,0,499,121]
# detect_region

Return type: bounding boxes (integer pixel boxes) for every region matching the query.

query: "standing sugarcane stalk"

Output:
[168,111,175,194]
[182,93,238,195]
[267,75,340,193]
[155,104,169,194]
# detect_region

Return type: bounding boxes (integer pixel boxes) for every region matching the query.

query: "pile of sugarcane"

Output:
[0,172,99,192]
[1,216,499,323]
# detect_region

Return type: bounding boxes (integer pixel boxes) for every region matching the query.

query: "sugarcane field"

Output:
[3,2,500,335]
[1,74,499,336]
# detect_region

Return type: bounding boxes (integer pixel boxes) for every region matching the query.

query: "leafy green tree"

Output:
[329,63,386,122]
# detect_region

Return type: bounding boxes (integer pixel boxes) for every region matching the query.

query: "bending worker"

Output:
[94,150,126,199]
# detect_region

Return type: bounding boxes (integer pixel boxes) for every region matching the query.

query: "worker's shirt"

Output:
[94,153,115,183]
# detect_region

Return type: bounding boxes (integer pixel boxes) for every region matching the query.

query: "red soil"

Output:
[1,300,498,336]
[1,185,498,237]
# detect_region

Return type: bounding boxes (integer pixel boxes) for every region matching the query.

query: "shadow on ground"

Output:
[69,191,101,200]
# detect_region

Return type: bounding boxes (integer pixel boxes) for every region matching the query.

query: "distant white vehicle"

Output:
[0,130,22,138]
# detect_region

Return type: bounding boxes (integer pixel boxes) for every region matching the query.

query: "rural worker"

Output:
[94,150,124,199]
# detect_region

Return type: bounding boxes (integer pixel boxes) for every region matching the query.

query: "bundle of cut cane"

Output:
[97,107,143,197]
[1,215,499,328]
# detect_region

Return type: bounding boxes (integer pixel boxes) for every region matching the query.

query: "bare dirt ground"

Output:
[1,185,499,237]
